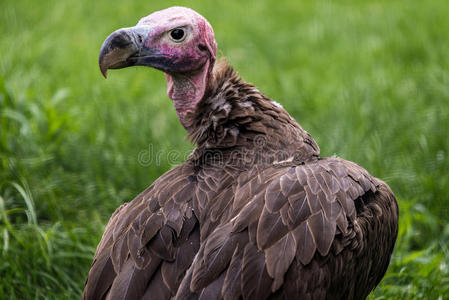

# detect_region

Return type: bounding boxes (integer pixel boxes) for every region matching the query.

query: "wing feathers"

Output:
[307,210,336,256]
[111,235,129,273]
[287,191,310,228]
[161,220,200,294]
[242,244,272,300]
[140,212,164,246]
[142,267,172,300]
[198,272,226,300]
[147,225,176,261]
[106,256,160,300]
[265,232,297,291]
[232,191,264,233]
[222,247,244,300]
[265,178,284,213]
[191,223,248,291]
[85,155,389,299]
[256,207,290,250]
[83,251,116,300]
[128,230,152,269]
[293,221,316,265]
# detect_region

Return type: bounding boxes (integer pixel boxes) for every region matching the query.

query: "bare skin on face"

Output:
[99,7,217,128]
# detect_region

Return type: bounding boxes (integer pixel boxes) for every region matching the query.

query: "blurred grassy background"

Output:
[1,0,448,298]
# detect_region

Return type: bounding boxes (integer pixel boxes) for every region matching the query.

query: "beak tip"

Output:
[99,63,108,78]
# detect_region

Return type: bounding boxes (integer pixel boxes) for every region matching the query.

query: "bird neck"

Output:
[165,60,212,129]
[183,59,320,168]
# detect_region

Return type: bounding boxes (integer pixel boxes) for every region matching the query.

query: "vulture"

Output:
[84,6,398,300]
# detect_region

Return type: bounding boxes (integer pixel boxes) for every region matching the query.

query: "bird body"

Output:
[85,7,398,300]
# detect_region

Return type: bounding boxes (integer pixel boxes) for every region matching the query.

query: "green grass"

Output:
[1,0,448,298]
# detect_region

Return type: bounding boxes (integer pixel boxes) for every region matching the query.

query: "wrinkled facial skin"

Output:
[99,7,217,76]
[136,7,215,74]
[99,7,218,127]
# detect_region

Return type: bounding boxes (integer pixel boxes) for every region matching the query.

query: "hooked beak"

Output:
[99,26,168,78]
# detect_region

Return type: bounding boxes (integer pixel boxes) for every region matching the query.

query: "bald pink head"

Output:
[137,6,217,65]
[99,7,218,127]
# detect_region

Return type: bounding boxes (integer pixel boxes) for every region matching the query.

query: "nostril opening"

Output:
[198,44,207,51]
[137,35,143,44]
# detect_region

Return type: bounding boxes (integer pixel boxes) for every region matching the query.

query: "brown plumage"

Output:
[84,6,398,300]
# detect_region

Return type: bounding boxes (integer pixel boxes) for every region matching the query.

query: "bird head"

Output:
[99,7,217,126]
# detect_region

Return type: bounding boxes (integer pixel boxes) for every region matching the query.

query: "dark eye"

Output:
[170,28,185,42]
